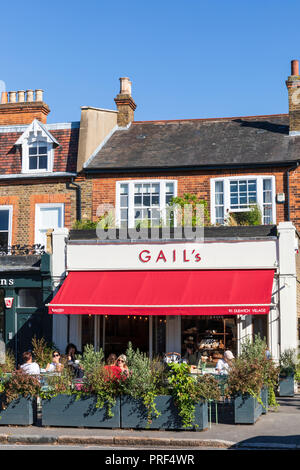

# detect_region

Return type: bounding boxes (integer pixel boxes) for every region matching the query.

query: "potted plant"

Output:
[278,349,297,397]
[0,370,40,425]
[41,345,122,428]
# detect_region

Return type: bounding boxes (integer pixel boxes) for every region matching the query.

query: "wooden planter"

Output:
[234,394,262,424]
[0,397,36,425]
[120,395,208,430]
[41,395,121,428]
[279,374,295,397]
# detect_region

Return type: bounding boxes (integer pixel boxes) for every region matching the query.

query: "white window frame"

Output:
[34,203,64,245]
[210,175,276,225]
[0,205,13,247]
[116,180,178,228]
[22,140,54,174]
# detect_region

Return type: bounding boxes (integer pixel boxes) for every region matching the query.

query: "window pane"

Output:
[263,179,272,191]
[120,195,128,207]
[215,193,224,205]
[215,181,223,193]
[0,210,9,231]
[120,184,128,195]
[38,155,48,170]
[29,156,38,170]
[18,288,42,308]
[29,146,37,155]
[40,207,62,228]
[134,195,142,206]
[39,146,48,155]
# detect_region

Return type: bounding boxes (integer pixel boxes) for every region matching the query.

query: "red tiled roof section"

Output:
[0,127,79,174]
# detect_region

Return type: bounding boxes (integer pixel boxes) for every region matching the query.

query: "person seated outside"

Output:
[182,343,198,366]
[65,343,84,379]
[116,354,129,376]
[46,350,64,373]
[20,351,40,376]
[106,353,117,366]
[104,354,129,381]
[215,350,234,375]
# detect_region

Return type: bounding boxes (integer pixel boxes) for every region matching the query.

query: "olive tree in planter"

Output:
[279,349,297,397]
[0,370,40,425]
[41,345,122,428]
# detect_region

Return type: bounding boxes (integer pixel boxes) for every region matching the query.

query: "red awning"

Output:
[48,269,275,316]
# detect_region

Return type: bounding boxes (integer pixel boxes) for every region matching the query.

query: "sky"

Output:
[1,0,300,123]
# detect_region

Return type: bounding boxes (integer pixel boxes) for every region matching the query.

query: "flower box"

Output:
[234,394,262,424]
[120,395,208,430]
[279,374,295,397]
[0,396,36,425]
[41,395,121,428]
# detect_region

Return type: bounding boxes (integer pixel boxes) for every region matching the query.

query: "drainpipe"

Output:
[286,162,299,221]
[68,178,82,221]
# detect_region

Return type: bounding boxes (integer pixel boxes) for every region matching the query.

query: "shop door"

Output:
[16,313,42,366]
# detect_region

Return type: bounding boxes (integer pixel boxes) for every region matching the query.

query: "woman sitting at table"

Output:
[215,350,234,375]
[46,350,64,373]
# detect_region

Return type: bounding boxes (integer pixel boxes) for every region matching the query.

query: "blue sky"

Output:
[1,0,299,123]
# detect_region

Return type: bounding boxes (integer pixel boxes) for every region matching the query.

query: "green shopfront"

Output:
[0,252,52,364]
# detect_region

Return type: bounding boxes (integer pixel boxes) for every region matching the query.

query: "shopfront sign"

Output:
[0,279,14,286]
[67,239,277,271]
[4,297,14,308]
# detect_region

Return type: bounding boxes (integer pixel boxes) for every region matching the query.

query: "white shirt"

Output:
[47,362,62,372]
[20,362,40,375]
[215,359,230,375]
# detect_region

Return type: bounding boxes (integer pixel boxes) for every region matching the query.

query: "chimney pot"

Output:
[0,92,8,104]
[291,60,299,76]
[35,89,43,102]
[119,77,132,96]
[8,91,17,103]
[17,91,25,103]
[26,90,34,102]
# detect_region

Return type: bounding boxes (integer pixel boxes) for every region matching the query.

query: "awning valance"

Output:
[48,269,275,316]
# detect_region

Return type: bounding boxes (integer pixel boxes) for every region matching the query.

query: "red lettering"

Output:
[173,249,176,262]
[195,253,201,262]
[156,250,167,263]
[183,249,190,262]
[139,250,151,263]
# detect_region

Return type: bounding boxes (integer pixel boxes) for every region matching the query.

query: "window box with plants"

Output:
[278,349,297,397]
[120,346,220,431]
[227,336,279,424]
[41,346,122,428]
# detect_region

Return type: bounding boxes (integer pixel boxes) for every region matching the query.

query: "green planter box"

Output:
[120,395,208,430]
[0,397,36,425]
[42,395,121,428]
[279,375,295,397]
[234,394,262,424]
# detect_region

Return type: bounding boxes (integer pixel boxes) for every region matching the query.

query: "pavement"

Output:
[0,395,300,450]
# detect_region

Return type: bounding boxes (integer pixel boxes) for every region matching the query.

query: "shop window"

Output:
[117,180,177,228]
[18,288,42,308]
[181,316,237,368]
[82,315,95,350]
[104,315,149,357]
[152,316,166,358]
[210,176,276,225]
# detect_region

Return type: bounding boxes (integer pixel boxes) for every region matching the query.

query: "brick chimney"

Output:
[0,89,50,125]
[114,77,137,127]
[286,60,300,135]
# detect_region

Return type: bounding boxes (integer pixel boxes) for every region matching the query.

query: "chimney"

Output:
[114,77,137,127]
[286,60,300,135]
[0,89,50,125]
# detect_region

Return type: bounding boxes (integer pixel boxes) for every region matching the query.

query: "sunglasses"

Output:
[117,359,124,363]
[53,354,60,357]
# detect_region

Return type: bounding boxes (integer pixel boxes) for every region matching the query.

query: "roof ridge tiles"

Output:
[132,113,288,124]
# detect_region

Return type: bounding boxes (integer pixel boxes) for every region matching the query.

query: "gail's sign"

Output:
[139,248,201,264]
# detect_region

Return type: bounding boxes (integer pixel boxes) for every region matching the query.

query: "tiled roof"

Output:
[85,114,300,170]
[0,124,79,175]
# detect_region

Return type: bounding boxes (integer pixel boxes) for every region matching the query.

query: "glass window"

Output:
[28,142,49,171]
[0,209,11,248]
[230,179,257,209]
[35,204,64,247]
[18,288,42,308]
[214,181,224,224]
[118,181,176,228]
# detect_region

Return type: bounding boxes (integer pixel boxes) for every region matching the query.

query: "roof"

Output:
[85,114,300,171]
[0,122,79,175]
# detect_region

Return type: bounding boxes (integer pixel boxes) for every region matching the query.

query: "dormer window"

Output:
[28,141,50,171]
[15,119,59,174]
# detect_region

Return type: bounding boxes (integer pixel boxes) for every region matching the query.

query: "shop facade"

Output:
[0,252,52,364]
[49,223,299,363]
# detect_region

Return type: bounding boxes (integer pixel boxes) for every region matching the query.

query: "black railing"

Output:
[0,244,45,256]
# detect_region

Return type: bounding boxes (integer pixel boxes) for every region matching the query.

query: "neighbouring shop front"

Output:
[48,223,299,364]
[0,252,52,364]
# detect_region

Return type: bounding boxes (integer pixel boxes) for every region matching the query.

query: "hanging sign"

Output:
[4,297,14,309]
